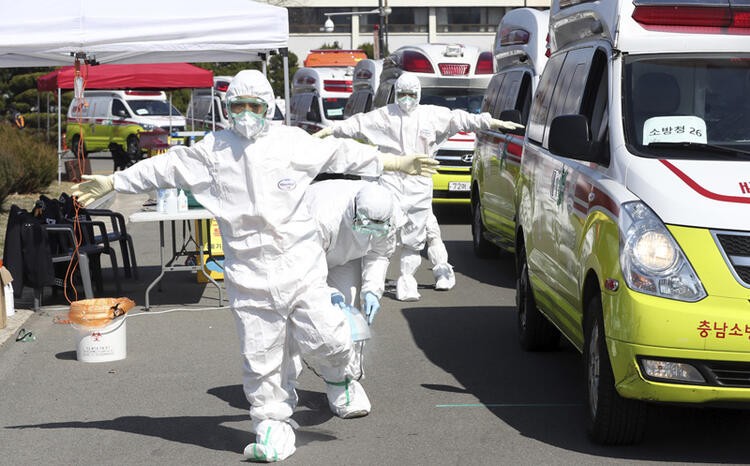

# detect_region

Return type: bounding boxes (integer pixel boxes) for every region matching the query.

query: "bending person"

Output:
[315,72,522,300]
[72,70,437,463]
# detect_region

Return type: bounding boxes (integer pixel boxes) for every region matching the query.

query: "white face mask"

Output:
[397,95,417,114]
[232,111,266,139]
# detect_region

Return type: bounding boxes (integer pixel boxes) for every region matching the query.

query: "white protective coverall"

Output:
[330,73,496,300]
[305,179,402,309]
[111,70,388,462]
[301,179,403,385]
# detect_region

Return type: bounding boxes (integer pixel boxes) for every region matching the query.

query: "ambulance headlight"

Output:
[620,202,706,302]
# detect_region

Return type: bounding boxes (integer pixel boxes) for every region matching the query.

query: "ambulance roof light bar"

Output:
[632,0,750,29]
[499,27,531,46]
[402,50,435,74]
[475,52,494,74]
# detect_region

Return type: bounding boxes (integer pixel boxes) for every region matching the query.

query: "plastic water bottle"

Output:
[165,189,179,214]
[156,189,167,213]
[342,305,371,342]
[177,189,188,212]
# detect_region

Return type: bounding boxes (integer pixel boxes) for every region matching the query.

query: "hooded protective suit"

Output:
[305,179,403,309]
[111,70,386,461]
[330,72,495,299]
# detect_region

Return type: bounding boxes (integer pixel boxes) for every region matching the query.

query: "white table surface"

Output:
[129,207,213,223]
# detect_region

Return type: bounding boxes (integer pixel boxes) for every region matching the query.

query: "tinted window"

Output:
[323,97,348,120]
[493,70,523,118]
[421,87,485,113]
[112,99,129,118]
[482,73,505,114]
[527,53,566,144]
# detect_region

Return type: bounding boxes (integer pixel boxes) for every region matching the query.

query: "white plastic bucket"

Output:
[75,316,127,363]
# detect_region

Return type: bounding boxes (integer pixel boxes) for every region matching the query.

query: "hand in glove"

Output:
[380,154,440,176]
[331,292,346,308]
[362,291,381,325]
[313,127,334,138]
[490,118,525,132]
[71,174,115,207]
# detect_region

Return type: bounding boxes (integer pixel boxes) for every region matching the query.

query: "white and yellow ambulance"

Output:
[374,43,495,205]
[472,7,549,256]
[517,0,750,444]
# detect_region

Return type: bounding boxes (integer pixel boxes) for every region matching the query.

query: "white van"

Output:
[471,8,549,256]
[66,90,185,157]
[343,59,383,119]
[289,66,353,134]
[516,0,750,444]
[373,43,495,206]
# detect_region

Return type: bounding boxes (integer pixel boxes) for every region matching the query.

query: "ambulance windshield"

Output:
[625,55,750,157]
[420,88,485,114]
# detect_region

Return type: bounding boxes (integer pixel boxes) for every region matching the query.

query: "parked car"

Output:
[66,90,185,158]
[516,0,750,445]
[471,7,549,256]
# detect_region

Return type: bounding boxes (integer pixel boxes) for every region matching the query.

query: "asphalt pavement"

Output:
[2,153,750,465]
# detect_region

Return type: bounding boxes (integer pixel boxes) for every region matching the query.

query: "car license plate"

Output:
[448,181,470,192]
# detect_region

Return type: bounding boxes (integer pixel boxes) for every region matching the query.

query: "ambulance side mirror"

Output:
[549,114,600,162]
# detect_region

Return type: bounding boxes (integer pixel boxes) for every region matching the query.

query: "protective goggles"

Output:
[228,96,268,117]
[352,213,391,237]
[396,91,417,100]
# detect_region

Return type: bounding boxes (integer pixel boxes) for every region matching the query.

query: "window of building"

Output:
[360,7,428,34]
[436,7,507,33]
[289,7,355,34]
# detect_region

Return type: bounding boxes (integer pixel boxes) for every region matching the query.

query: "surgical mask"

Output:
[231,111,266,139]
[352,213,391,237]
[396,94,417,114]
[228,96,268,139]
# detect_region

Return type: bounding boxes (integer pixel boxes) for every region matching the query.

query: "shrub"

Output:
[0,121,56,194]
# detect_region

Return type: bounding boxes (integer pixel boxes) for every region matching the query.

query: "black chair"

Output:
[2,205,94,310]
[58,193,138,280]
[38,195,122,294]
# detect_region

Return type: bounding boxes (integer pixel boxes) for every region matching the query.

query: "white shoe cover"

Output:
[243,419,296,462]
[433,263,455,291]
[396,274,421,301]
[326,380,371,419]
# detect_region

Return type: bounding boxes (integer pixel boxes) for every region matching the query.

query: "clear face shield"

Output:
[227,96,269,139]
[352,213,391,237]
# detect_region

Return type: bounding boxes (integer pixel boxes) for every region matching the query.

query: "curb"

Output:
[0,309,34,347]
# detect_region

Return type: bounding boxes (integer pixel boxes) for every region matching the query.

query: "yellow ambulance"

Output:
[517,0,750,444]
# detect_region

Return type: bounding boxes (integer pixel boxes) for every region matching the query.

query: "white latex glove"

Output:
[71,174,115,207]
[380,154,439,176]
[490,118,525,132]
[313,127,334,138]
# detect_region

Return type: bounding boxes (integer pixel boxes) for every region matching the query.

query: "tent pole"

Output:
[46,92,50,143]
[282,48,290,126]
[58,87,62,185]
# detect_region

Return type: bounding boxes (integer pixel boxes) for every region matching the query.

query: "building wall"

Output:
[262,1,551,61]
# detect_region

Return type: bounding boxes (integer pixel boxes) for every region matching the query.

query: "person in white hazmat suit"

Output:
[71,70,438,463]
[292,179,403,405]
[315,72,523,301]
[305,179,403,320]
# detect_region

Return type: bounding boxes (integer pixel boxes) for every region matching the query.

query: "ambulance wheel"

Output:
[584,294,648,445]
[71,135,87,158]
[516,246,559,351]
[472,200,498,258]
[126,135,141,159]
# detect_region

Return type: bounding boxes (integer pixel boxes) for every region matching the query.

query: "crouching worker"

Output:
[300,180,404,414]
[71,70,438,462]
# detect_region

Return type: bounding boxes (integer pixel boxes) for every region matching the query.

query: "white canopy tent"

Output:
[0,0,288,66]
[0,0,292,177]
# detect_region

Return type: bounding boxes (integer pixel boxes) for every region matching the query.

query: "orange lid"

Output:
[304,49,367,67]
